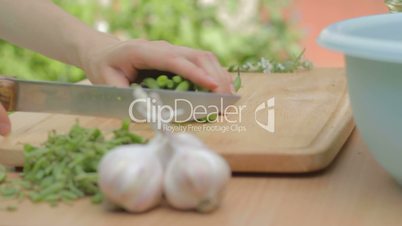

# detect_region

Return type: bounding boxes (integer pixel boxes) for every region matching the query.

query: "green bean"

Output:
[43,193,61,205]
[67,182,85,197]
[207,113,218,122]
[37,182,64,199]
[233,69,242,92]
[29,192,41,203]
[79,181,98,194]
[197,113,218,123]
[17,191,25,201]
[60,191,78,200]
[194,84,209,92]
[75,172,98,182]
[90,192,103,204]
[156,75,169,88]
[5,205,17,212]
[34,170,45,180]
[175,81,190,91]
[172,75,183,84]
[0,164,6,183]
[10,180,31,190]
[166,79,174,89]
[0,186,19,198]
[39,177,55,189]
[141,78,159,89]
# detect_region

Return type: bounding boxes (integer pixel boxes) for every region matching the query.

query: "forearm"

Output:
[0,0,118,69]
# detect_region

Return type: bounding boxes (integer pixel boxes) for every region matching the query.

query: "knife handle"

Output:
[0,76,17,111]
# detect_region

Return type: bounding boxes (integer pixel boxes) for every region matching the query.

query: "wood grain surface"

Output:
[1,130,402,226]
[0,68,354,172]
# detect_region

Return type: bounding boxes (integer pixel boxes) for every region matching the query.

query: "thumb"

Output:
[0,104,11,136]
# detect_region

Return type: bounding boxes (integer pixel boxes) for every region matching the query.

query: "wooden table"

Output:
[1,129,402,226]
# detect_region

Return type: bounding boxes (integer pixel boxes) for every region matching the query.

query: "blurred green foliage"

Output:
[0,0,301,82]
[0,41,84,82]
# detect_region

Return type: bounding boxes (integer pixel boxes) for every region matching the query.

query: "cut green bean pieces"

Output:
[90,192,103,204]
[166,79,174,89]
[135,74,217,93]
[194,84,209,92]
[197,113,218,123]
[29,192,41,203]
[175,81,191,91]
[5,205,17,212]
[37,183,64,199]
[0,164,6,183]
[233,69,242,92]
[141,78,159,89]
[172,75,183,84]
[0,121,145,208]
[0,186,19,197]
[207,113,218,122]
[156,75,169,88]
[60,191,78,200]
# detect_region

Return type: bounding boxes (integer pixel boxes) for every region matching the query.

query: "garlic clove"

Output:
[98,144,164,212]
[163,146,231,212]
[151,133,176,169]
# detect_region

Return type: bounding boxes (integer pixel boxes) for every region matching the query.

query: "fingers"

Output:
[86,39,233,93]
[193,53,233,93]
[120,41,219,91]
[0,104,11,136]
[128,40,232,93]
[176,47,234,93]
[208,56,235,93]
[163,58,218,90]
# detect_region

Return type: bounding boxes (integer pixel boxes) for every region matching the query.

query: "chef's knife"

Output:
[0,76,240,122]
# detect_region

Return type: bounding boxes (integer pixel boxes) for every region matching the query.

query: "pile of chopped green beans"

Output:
[133,73,241,123]
[0,122,145,207]
[135,75,210,92]
[136,73,242,93]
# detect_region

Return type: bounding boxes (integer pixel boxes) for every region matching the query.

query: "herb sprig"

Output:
[228,50,313,74]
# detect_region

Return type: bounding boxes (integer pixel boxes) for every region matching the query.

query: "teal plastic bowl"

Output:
[318,13,402,184]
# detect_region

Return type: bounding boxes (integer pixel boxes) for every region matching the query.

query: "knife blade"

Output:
[0,76,240,122]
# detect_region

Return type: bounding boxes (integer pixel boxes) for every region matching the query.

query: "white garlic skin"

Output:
[164,141,231,212]
[98,144,163,212]
[169,133,206,149]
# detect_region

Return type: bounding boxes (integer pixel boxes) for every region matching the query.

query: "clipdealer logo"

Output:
[254,97,275,133]
[128,97,275,133]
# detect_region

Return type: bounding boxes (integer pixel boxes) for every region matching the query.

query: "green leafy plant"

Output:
[0,0,303,82]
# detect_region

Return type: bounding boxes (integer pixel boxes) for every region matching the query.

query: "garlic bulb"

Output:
[98,144,163,212]
[98,87,231,213]
[164,133,231,212]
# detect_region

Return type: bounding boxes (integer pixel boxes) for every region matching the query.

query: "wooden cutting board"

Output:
[0,68,354,173]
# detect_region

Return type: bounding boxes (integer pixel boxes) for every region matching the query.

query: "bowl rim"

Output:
[317,13,402,63]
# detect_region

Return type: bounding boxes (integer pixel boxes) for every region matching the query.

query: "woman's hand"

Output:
[0,0,234,93]
[0,0,235,137]
[81,39,235,93]
[0,104,10,136]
